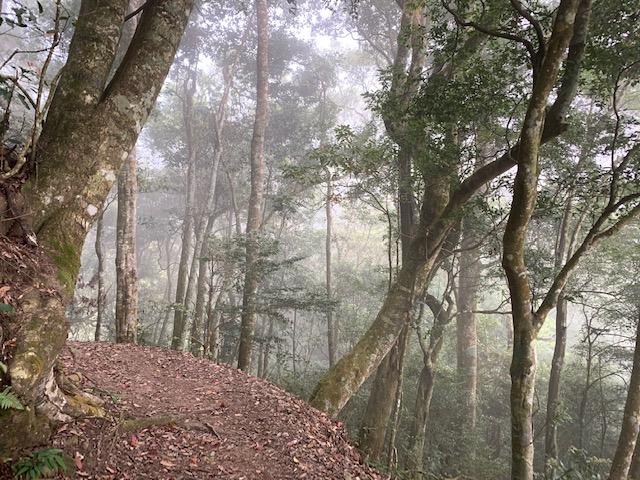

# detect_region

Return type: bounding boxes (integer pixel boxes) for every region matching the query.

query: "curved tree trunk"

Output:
[502,2,583,478]
[359,323,410,461]
[309,0,587,419]
[359,146,414,461]
[0,0,194,454]
[404,294,451,475]
[608,312,640,480]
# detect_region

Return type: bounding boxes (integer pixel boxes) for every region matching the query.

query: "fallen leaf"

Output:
[74,452,84,470]
[131,435,138,447]
[160,460,177,468]
[106,466,116,474]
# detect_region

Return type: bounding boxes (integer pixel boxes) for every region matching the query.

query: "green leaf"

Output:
[0,302,14,313]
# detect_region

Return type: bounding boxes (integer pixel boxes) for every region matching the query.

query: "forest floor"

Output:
[4,341,387,480]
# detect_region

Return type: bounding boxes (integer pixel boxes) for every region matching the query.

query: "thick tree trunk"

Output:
[359,323,409,461]
[629,434,640,479]
[0,0,195,453]
[608,313,640,480]
[237,0,268,372]
[115,147,138,344]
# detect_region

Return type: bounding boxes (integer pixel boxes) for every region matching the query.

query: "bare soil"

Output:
[4,341,386,480]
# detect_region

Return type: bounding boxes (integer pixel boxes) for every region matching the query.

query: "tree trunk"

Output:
[359,323,410,461]
[326,173,337,367]
[171,66,198,350]
[502,3,582,477]
[115,147,138,343]
[456,219,481,441]
[629,434,640,479]
[404,295,450,474]
[608,313,640,480]
[156,236,175,347]
[359,147,415,461]
[237,0,268,372]
[544,291,567,462]
[309,0,587,418]
[0,0,194,454]
[94,209,106,341]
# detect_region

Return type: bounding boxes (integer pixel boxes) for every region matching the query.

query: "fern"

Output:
[0,386,25,410]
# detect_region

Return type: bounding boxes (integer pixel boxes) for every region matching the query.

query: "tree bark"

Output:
[113,0,142,343]
[94,209,106,341]
[404,294,451,474]
[0,0,194,454]
[359,323,409,461]
[326,173,337,367]
[237,0,268,372]
[608,313,640,480]
[115,147,138,344]
[456,219,481,441]
[629,433,640,479]
[502,2,581,478]
[171,65,198,350]
[544,197,573,464]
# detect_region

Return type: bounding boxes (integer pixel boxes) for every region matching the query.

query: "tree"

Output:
[114,0,144,345]
[608,312,640,479]
[0,0,195,453]
[309,0,588,420]
[237,0,269,372]
[115,147,138,344]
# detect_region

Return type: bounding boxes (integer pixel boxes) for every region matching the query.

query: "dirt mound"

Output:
[32,341,387,479]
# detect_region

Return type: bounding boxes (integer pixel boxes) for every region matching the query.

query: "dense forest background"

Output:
[1,0,640,478]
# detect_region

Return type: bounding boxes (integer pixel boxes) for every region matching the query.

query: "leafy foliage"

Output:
[543,448,611,480]
[0,387,24,410]
[11,448,66,479]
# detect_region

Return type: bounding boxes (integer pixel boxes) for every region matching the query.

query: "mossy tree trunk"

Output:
[0,0,194,454]
[608,311,640,480]
[502,2,591,477]
[309,0,587,419]
[359,146,415,461]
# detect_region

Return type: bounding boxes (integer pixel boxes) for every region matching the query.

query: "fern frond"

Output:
[0,386,25,410]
